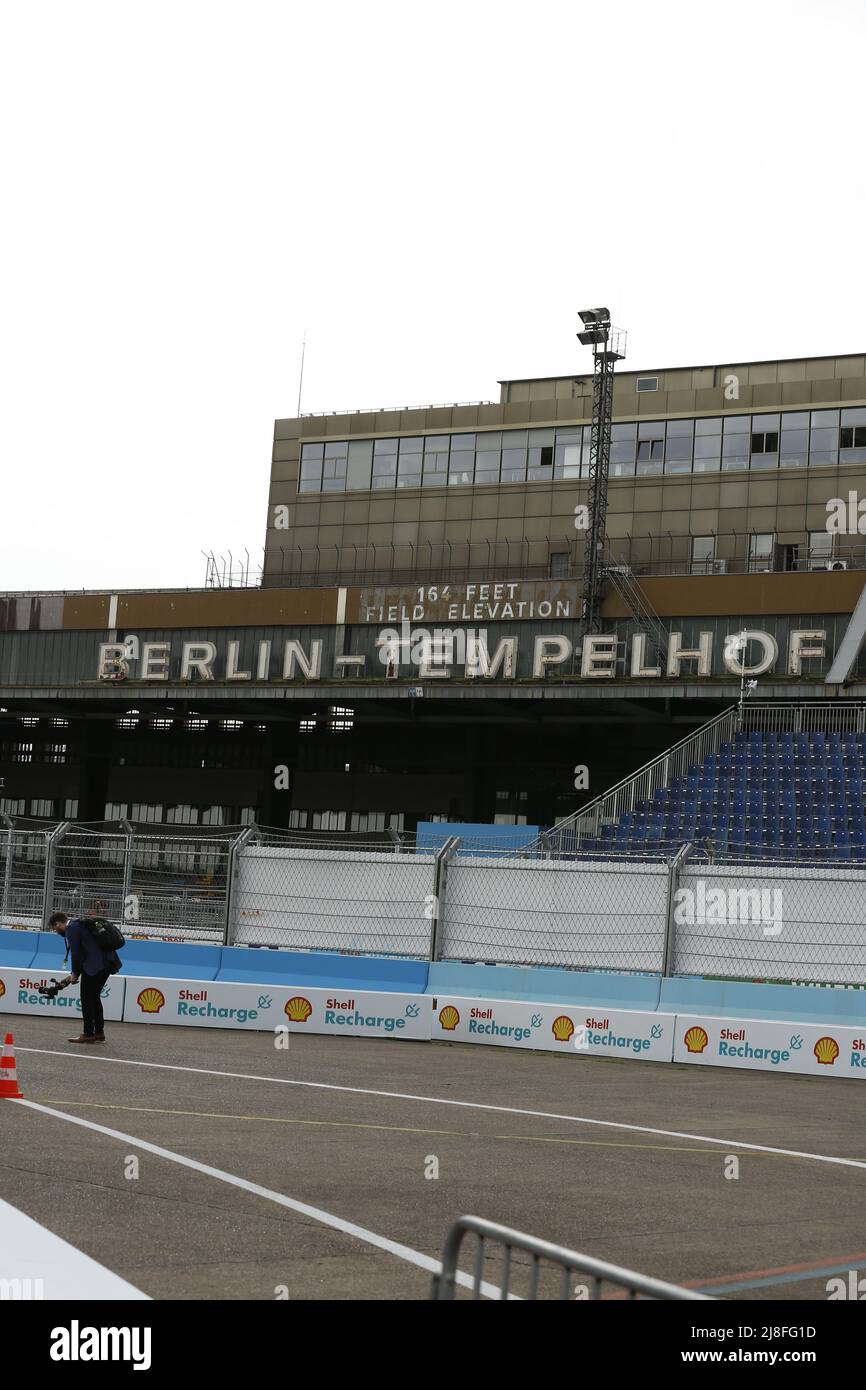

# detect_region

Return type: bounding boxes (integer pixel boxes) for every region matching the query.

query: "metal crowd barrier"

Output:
[431,1216,711,1301]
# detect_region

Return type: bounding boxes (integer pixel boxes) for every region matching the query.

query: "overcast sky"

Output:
[2,0,864,592]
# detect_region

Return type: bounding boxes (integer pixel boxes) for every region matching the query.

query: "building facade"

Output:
[266,352,866,586]
[3,351,866,833]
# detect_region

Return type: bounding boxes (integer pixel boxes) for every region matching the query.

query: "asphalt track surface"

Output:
[2,1016,865,1301]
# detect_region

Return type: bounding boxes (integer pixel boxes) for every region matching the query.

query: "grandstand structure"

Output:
[3,349,866,849]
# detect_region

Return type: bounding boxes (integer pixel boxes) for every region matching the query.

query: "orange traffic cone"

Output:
[0,1033,24,1099]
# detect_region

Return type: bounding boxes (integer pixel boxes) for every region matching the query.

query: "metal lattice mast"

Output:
[577,309,626,632]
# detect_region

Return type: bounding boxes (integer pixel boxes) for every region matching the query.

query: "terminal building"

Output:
[3,351,866,834]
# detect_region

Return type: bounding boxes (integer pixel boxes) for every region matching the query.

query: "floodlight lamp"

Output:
[578,327,608,346]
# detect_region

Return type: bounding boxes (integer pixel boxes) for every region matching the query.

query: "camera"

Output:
[37,977,70,1000]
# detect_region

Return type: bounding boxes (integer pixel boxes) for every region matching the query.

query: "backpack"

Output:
[80,917,126,967]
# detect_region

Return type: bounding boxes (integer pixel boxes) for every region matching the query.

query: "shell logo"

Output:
[0,980,5,1000]
[438,1005,460,1031]
[551,1015,575,1043]
[814,1035,840,1066]
[284,996,313,1024]
[137,987,165,1014]
[684,1026,709,1054]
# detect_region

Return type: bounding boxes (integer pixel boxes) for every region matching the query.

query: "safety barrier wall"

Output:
[232,845,436,957]
[673,863,866,985]
[436,856,669,971]
[2,934,866,1079]
[4,818,866,987]
[5,832,866,986]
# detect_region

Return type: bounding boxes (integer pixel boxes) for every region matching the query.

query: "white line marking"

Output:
[14,1045,866,1172]
[10,1098,514,1300]
[0,1195,149,1300]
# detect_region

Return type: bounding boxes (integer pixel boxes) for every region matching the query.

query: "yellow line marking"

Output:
[36,1100,466,1139]
[35,1100,768,1157]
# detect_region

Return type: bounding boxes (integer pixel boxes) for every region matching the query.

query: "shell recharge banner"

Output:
[673,1014,866,1079]
[121,977,432,1040]
[432,996,675,1061]
[0,967,125,1019]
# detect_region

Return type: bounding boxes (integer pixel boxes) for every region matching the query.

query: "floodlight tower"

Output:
[577,307,626,633]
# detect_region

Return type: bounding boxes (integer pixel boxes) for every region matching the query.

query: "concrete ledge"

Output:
[119,940,222,981]
[660,977,866,1026]
[0,929,37,967]
[427,963,662,1010]
[215,947,429,993]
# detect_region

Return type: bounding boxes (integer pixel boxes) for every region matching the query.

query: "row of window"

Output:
[287,810,405,831]
[298,408,866,493]
[0,798,79,818]
[688,532,840,574]
[103,803,257,825]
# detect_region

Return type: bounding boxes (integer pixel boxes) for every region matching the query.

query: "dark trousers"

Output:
[80,968,111,1036]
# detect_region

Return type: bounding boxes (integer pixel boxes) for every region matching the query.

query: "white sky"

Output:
[2,0,864,592]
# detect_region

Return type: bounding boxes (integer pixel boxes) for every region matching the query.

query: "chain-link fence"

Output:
[1,819,241,942]
[231,832,438,957]
[674,859,866,985]
[2,817,865,982]
[0,821,51,928]
[435,852,671,971]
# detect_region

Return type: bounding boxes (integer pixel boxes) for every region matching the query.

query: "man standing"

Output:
[48,912,114,1045]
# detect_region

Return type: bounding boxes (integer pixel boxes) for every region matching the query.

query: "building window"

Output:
[312,810,347,831]
[809,531,834,569]
[749,533,775,572]
[549,552,570,578]
[809,409,839,468]
[474,432,501,485]
[636,423,665,476]
[750,415,780,469]
[328,706,354,733]
[636,377,658,393]
[664,418,693,474]
[288,810,309,828]
[397,436,423,488]
[448,434,475,486]
[346,438,374,491]
[299,717,317,734]
[527,428,555,480]
[422,435,450,486]
[610,422,636,476]
[322,441,348,492]
[500,429,528,483]
[0,799,25,816]
[185,718,208,731]
[553,428,583,479]
[690,537,716,574]
[751,430,779,453]
[29,799,55,818]
[299,443,324,493]
[780,412,809,469]
[372,438,398,489]
[64,799,79,819]
[693,417,722,472]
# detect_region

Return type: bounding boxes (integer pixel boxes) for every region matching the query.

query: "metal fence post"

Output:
[41,821,70,931]
[430,836,459,962]
[1,815,13,921]
[120,818,135,926]
[224,825,258,946]
[662,841,696,978]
